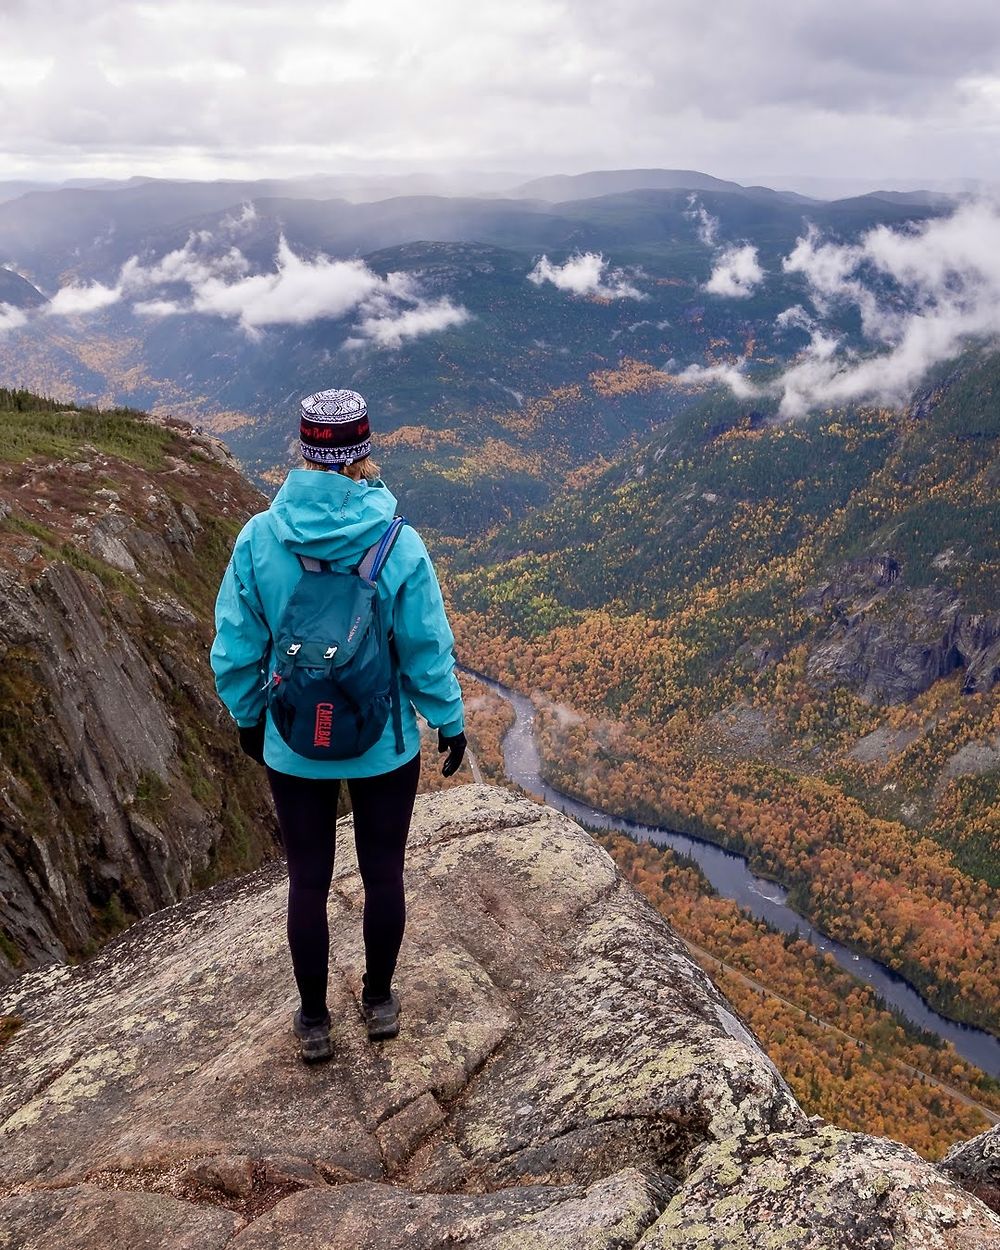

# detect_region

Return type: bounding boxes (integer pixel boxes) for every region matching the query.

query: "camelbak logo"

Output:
[314,702,334,748]
[346,615,363,643]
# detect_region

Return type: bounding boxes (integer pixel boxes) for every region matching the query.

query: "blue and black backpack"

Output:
[266,517,407,761]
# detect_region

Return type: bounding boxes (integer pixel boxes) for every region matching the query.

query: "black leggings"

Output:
[267,752,420,1019]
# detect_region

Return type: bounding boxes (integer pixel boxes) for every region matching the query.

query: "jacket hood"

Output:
[268,468,398,566]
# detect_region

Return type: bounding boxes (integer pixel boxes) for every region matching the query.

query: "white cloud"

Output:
[133,298,183,317]
[775,303,815,331]
[674,359,759,398]
[688,196,765,298]
[46,279,123,315]
[687,199,720,247]
[528,251,644,299]
[0,303,28,334]
[704,243,764,297]
[188,238,384,329]
[118,232,470,346]
[220,201,257,232]
[775,200,1000,414]
[348,298,471,349]
[782,225,886,339]
[120,238,248,291]
[677,199,1000,417]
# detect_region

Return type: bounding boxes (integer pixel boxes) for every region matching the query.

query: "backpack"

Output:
[265,517,407,761]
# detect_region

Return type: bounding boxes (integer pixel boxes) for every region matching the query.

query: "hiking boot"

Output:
[362,989,401,1041]
[292,1008,333,1064]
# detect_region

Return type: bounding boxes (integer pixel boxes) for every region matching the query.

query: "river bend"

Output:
[471,671,1000,1077]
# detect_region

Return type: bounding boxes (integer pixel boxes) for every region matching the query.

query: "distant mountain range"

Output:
[0,167,955,537]
[0,168,956,289]
[510,167,819,204]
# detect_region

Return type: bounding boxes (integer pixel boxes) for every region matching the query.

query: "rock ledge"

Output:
[2,785,998,1248]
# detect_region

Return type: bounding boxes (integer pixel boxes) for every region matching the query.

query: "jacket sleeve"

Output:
[392,534,465,737]
[210,535,271,729]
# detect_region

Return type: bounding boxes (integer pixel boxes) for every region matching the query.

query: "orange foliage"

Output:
[601,832,998,1160]
[589,359,670,397]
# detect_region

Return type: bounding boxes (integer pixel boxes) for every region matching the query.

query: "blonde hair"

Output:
[304,455,380,481]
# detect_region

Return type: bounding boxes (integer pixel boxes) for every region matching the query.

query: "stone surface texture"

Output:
[943,1122,1000,1217]
[1,785,998,1248]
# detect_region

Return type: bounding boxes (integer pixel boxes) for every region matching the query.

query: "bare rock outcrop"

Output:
[803,558,1000,703]
[2,785,997,1248]
[942,1122,1000,1218]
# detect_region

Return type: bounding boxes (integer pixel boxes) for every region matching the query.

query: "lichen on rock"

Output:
[1,785,997,1247]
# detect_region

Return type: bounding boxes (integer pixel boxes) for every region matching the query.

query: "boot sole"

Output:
[365,999,402,1041]
[293,1010,334,1063]
[299,1039,334,1063]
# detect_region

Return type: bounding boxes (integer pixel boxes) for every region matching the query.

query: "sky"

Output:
[2,0,1000,188]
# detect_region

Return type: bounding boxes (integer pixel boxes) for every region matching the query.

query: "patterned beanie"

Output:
[299,388,372,466]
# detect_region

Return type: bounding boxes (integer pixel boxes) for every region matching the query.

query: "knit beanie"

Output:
[299,388,372,466]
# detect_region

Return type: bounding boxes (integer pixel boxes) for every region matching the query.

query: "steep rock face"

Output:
[0,410,275,981]
[803,558,1000,703]
[943,1123,1000,1217]
[1,785,997,1249]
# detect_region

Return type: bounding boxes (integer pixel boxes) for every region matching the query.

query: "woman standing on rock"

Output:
[210,388,466,1063]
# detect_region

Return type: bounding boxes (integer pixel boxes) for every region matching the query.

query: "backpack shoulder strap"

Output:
[357,516,407,585]
[297,554,328,574]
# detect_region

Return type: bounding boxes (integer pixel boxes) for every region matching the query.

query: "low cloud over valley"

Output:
[528,252,644,300]
[678,199,1000,416]
[2,229,473,350]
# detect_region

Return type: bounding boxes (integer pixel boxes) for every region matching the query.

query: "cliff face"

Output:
[0,401,275,981]
[1,785,997,1249]
[944,1123,1000,1221]
[803,558,1000,704]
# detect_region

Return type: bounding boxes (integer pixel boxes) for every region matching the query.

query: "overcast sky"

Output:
[2,0,1000,188]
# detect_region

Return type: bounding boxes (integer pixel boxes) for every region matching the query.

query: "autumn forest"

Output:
[441,348,1000,1159]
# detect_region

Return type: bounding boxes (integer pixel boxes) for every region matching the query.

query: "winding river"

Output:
[470,671,1000,1077]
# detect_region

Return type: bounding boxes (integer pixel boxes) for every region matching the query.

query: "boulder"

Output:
[942,1122,1000,1217]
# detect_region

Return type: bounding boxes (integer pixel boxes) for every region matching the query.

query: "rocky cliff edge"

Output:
[0,407,275,980]
[1,785,998,1249]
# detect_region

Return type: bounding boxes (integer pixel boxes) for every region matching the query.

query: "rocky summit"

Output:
[1,785,997,1249]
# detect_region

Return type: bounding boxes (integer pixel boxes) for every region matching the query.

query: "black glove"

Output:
[238,717,266,766]
[438,729,467,777]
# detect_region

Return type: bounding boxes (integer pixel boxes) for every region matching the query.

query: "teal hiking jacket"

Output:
[210,468,464,778]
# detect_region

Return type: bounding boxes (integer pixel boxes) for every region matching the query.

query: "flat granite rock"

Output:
[227,1171,668,1249]
[0,1183,238,1249]
[1,784,998,1249]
